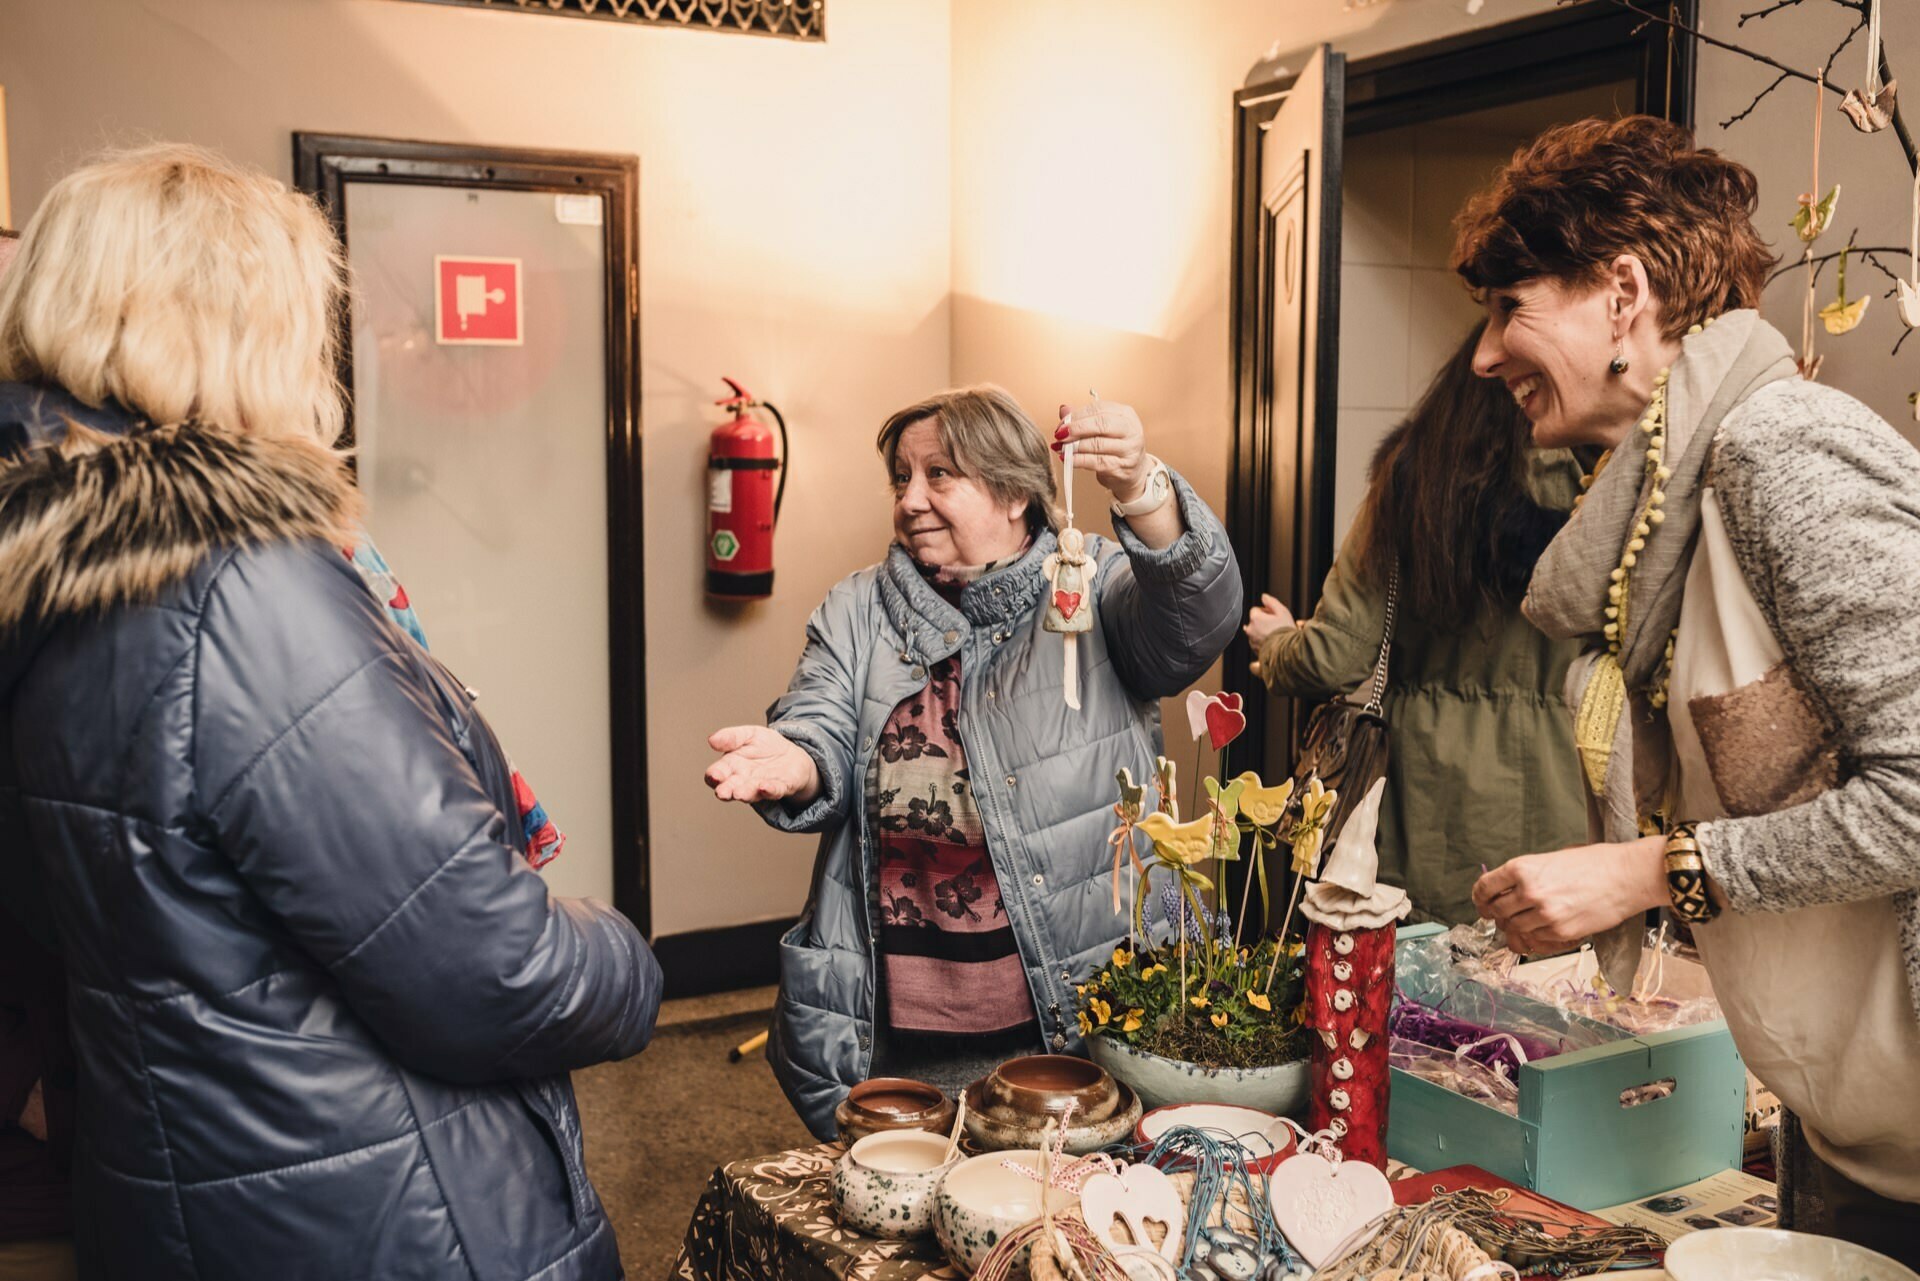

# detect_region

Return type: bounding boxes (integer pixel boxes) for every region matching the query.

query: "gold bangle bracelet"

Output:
[1663,823,1718,923]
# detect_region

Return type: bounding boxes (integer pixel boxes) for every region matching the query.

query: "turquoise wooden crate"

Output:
[1386,922,1747,1209]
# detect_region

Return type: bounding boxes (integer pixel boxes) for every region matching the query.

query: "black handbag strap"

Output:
[1362,563,1400,716]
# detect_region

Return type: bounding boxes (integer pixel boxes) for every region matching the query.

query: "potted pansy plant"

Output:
[1077,692,1335,1115]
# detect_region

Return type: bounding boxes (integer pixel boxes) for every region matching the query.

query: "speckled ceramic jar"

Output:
[932,1148,1078,1277]
[1085,1034,1309,1116]
[831,1130,957,1239]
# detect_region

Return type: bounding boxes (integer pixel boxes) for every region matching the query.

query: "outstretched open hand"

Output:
[704,726,821,806]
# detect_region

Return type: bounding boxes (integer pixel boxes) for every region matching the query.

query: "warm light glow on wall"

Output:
[953,11,1227,340]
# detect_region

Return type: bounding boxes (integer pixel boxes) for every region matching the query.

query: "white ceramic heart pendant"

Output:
[1079,1163,1184,1263]
[1184,689,1211,741]
[1266,1151,1393,1268]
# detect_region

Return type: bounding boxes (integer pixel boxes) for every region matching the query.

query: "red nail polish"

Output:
[1055,425,1069,440]
[1051,441,1062,452]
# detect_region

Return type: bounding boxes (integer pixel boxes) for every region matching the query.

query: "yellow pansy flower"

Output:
[1211,1011,1229,1029]
[1246,992,1271,1012]
[1122,1008,1145,1033]
[1189,994,1210,1009]
[1077,1010,1093,1037]
[1287,941,1306,957]
[1112,947,1133,969]
[1091,998,1111,1025]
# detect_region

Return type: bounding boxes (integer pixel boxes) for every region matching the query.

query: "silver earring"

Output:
[1609,339,1629,375]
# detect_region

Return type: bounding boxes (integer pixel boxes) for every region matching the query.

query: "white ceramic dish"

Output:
[932,1148,1079,1276]
[1665,1227,1920,1281]
[831,1130,958,1239]
[1134,1103,1294,1172]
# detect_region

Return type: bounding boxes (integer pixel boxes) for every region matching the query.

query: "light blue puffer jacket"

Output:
[755,474,1242,1137]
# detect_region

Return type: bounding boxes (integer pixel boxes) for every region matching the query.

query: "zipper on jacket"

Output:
[954,645,1058,1043]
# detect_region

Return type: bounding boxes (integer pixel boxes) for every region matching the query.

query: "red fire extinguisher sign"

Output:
[707,378,788,599]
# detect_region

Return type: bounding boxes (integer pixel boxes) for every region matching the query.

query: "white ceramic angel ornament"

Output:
[1042,437,1094,710]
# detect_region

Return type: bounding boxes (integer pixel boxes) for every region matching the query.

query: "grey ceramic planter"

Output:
[1086,1033,1309,1116]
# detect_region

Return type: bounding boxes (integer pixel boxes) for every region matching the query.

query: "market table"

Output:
[672,1141,962,1281]
[671,1141,1678,1281]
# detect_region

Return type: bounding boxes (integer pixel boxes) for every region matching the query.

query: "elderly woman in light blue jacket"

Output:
[705,385,1242,1137]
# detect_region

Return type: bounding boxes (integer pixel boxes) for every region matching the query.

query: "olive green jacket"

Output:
[1258,457,1589,924]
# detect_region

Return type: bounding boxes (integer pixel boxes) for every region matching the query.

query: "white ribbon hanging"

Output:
[1061,438,1080,710]
[1867,0,1885,98]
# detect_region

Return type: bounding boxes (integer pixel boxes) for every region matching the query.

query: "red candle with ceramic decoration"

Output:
[1304,919,1396,1168]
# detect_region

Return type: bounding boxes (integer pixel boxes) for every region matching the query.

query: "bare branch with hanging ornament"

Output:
[1577,0,1917,173]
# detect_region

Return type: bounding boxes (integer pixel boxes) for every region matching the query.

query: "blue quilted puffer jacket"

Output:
[0,387,661,1281]
[755,473,1242,1137]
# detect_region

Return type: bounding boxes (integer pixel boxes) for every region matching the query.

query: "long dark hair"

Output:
[1354,321,1567,628]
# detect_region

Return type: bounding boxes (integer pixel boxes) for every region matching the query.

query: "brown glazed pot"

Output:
[833,1077,958,1143]
[980,1054,1119,1123]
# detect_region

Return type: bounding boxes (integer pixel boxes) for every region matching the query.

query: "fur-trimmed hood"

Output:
[0,384,360,647]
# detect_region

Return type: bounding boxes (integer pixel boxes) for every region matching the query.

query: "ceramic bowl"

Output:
[963,1079,1143,1155]
[1133,1103,1296,1173]
[1086,1033,1310,1116]
[1664,1227,1920,1281]
[833,1077,958,1143]
[980,1054,1120,1123]
[932,1148,1079,1277]
[831,1129,960,1239]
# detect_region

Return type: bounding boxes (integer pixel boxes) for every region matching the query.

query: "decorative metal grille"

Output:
[396,0,824,40]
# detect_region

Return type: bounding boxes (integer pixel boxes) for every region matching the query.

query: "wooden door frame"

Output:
[1223,0,1698,761]
[294,133,653,935]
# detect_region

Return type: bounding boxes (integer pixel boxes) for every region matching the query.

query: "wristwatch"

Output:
[1111,456,1174,519]
[1663,824,1719,924]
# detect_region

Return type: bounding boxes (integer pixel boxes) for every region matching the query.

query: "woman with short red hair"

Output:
[1459,116,1920,1255]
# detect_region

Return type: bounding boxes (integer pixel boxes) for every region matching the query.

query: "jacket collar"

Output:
[0,381,129,461]
[878,530,1056,663]
[0,394,360,638]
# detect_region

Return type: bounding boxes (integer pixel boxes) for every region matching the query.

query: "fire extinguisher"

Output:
[706,377,789,599]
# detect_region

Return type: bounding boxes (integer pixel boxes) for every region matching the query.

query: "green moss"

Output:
[1135,1017,1308,1071]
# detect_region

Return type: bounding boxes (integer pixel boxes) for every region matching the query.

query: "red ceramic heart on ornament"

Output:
[1204,692,1246,751]
[1053,590,1082,621]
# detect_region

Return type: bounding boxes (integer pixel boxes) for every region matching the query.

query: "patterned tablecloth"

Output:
[671,1145,1680,1281]
[673,1142,964,1281]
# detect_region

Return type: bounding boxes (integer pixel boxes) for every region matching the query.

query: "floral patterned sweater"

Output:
[875,655,1037,1034]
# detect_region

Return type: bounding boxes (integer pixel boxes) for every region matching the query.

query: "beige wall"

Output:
[0,0,951,933]
[1698,4,1920,444]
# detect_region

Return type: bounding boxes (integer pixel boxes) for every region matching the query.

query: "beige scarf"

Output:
[1522,311,1796,988]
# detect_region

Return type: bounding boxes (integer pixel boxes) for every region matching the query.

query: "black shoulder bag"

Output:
[1289,564,1398,864]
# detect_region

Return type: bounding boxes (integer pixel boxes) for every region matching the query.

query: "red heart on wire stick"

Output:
[1204,692,1246,751]
[1053,590,1083,621]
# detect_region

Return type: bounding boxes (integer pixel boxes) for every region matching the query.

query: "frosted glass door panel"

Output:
[346,182,613,903]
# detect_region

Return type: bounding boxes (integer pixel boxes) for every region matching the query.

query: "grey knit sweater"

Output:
[1696,377,1920,1021]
